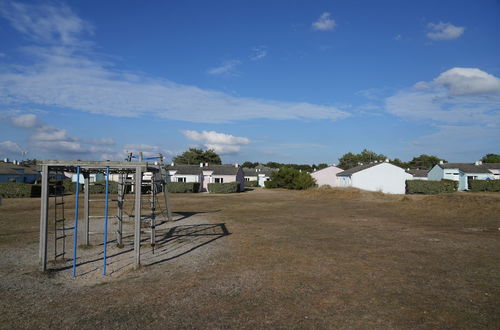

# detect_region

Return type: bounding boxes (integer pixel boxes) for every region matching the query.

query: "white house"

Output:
[337,161,412,194]
[310,165,344,187]
[485,163,500,179]
[428,161,496,191]
[165,163,245,192]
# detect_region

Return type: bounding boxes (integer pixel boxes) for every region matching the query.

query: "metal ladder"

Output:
[52,181,67,261]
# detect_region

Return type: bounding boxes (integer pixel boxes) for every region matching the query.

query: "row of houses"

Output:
[164,163,276,192]
[311,160,500,194]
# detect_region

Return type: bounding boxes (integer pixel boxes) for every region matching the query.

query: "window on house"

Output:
[215,178,223,183]
[245,178,250,181]
[177,177,186,182]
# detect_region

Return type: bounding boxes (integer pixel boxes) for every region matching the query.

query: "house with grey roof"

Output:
[406,169,429,181]
[242,165,277,187]
[165,163,245,192]
[0,161,41,183]
[337,160,412,194]
[427,161,496,191]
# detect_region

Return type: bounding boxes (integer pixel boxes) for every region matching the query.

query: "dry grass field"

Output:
[1,187,499,329]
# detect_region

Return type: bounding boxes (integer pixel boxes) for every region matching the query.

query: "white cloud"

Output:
[385,67,500,126]
[426,22,464,40]
[250,46,267,61]
[0,140,24,156]
[312,12,336,31]
[11,113,42,128]
[0,2,348,124]
[394,34,402,41]
[4,113,115,158]
[434,67,500,96]
[207,60,241,76]
[0,1,93,46]
[182,130,250,154]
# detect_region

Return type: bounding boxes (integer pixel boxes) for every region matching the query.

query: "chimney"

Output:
[475,160,482,166]
[439,160,444,165]
[200,162,204,167]
[234,163,239,168]
[385,158,389,163]
[171,162,174,166]
[205,162,208,167]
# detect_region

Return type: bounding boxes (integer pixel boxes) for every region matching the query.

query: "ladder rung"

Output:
[88,199,106,202]
[55,202,65,205]
[56,235,67,240]
[89,216,101,218]
[55,252,65,258]
[55,218,66,223]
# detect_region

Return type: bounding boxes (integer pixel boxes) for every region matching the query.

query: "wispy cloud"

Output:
[250,46,267,61]
[207,59,241,76]
[0,1,94,45]
[0,2,349,124]
[0,140,24,157]
[182,130,250,155]
[312,12,336,31]
[426,22,464,40]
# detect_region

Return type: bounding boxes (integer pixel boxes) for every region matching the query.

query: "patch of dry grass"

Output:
[1,188,499,329]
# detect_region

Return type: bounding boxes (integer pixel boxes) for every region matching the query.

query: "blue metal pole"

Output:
[72,166,81,278]
[103,167,110,275]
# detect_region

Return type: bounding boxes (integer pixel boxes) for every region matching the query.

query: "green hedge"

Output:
[468,180,500,192]
[245,180,259,187]
[406,179,458,194]
[0,183,41,198]
[207,182,240,193]
[166,182,200,193]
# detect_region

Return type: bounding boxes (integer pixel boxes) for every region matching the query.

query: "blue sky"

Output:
[0,0,499,164]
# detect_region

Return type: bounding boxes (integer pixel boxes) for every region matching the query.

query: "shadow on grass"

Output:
[48,222,230,276]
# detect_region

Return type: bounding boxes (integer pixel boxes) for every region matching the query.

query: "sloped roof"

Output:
[243,166,276,176]
[406,169,429,177]
[0,162,40,175]
[165,165,202,175]
[484,163,500,170]
[439,163,493,174]
[337,162,380,176]
[165,164,241,176]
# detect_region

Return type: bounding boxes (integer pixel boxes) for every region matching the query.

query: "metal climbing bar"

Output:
[72,166,81,278]
[103,167,110,275]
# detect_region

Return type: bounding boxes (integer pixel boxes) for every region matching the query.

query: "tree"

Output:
[172,148,222,165]
[407,154,444,170]
[481,153,500,163]
[391,158,407,169]
[265,168,316,190]
[316,163,329,170]
[242,161,259,168]
[338,149,387,170]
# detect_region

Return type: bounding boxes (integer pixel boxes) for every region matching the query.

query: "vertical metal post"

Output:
[134,166,142,267]
[83,174,90,246]
[116,173,124,246]
[39,165,49,271]
[103,167,110,275]
[72,166,81,278]
[150,175,156,247]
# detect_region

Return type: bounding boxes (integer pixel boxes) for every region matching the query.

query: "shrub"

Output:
[208,182,240,193]
[468,180,500,192]
[0,183,41,198]
[265,168,316,190]
[88,181,119,194]
[245,180,259,187]
[166,182,200,193]
[406,179,457,194]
